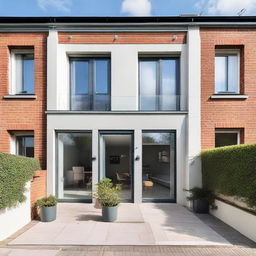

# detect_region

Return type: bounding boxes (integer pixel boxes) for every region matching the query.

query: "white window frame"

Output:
[215,129,240,146]
[215,49,240,94]
[10,49,34,95]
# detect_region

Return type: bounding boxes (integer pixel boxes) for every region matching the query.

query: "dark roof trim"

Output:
[1,16,256,24]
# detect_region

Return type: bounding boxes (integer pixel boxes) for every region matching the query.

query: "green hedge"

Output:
[201,143,256,208]
[0,152,41,210]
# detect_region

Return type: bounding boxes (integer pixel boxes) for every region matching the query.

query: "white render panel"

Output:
[50,43,187,111]
[0,182,31,241]
[47,30,58,110]
[186,26,202,192]
[47,114,187,204]
[211,200,256,242]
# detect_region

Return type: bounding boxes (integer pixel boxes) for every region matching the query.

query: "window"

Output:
[70,58,110,111]
[215,51,239,94]
[16,135,34,157]
[11,51,34,94]
[139,57,180,111]
[215,130,240,147]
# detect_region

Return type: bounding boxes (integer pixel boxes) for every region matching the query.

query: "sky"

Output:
[0,0,256,17]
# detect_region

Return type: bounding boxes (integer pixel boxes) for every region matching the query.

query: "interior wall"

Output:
[105,145,131,181]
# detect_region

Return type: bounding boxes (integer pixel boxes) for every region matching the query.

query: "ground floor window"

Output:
[215,129,240,147]
[57,132,92,201]
[142,131,176,201]
[16,135,34,157]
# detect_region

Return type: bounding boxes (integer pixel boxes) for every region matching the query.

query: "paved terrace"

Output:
[6,203,254,246]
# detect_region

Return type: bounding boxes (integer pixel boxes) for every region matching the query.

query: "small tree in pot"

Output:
[94,178,121,222]
[186,187,214,213]
[36,195,57,222]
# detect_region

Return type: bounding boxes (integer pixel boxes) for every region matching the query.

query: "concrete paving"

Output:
[9,203,231,246]
[0,246,256,256]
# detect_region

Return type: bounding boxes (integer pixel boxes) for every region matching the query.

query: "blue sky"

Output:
[0,0,256,17]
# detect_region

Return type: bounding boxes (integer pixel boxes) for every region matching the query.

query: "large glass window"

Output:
[215,53,239,94]
[70,58,110,111]
[16,135,34,157]
[139,58,180,111]
[12,52,34,94]
[142,131,176,201]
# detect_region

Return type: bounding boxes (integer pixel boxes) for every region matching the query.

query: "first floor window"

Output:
[16,135,34,157]
[139,57,180,111]
[11,50,34,94]
[70,57,111,111]
[215,129,240,147]
[215,51,239,94]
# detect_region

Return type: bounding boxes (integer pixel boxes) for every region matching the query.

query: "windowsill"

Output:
[3,94,37,99]
[210,94,248,100]
[46,110,188,115]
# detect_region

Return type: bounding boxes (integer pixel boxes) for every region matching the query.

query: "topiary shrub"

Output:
[0,152,41,210]
[36,195,57,208]
[201,143,256,209]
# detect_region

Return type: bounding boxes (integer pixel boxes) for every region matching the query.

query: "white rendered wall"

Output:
[211,200,256,243]
[0,182,31,241]
[186,26,202,193]
[47,114,187,204]
[48,43,187,111]
[46,29,201,205]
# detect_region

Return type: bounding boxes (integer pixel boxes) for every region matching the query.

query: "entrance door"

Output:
[57,132,92,201]
[99,132,133,202]
[142,131,176,202]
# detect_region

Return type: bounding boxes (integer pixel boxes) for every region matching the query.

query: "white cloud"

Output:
[195,0,256,15]
[37,0,72,12]
[121,0,152,16]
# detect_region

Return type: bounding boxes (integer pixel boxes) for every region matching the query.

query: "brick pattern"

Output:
[0,33,47,168]
[58,32,187,44]
[30,170,47,219]
[201,28,256,149]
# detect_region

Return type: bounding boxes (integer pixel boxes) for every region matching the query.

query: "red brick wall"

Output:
[59,32,187,44]
[31,170,47,219]
[201,28,256,149]
[0,33,47,168]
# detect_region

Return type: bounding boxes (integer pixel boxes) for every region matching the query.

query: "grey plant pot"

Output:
[193,199,209,214]
[102,206,118,222]
[40,205,57,222]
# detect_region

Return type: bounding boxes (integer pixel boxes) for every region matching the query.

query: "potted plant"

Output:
[185,187,214,213]
[94,178,121,222]
[36,195,57,222]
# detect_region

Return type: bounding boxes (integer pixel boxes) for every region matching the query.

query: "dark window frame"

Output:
[16,135,34,157]
[139,57,180,111]
[70,57,111,111]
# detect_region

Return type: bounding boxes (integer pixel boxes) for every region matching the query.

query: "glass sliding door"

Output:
[57,132,92,201]
[99,132,133,202]
[142,131,175,202]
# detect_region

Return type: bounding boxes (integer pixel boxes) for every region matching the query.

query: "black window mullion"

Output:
[156,59,161,111]
[226,56,229,92]
[89,59,94,110]
[176,58,180,111]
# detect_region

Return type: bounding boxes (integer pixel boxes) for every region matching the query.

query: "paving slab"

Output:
[9,203,231,246]
[0,248,59,256]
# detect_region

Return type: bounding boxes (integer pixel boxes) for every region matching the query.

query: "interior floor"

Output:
[62,183,173,200]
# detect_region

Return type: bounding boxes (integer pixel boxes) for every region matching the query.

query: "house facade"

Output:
[0,16,255,205]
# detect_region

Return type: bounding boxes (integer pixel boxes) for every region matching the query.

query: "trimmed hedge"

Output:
[0,152,41,210]
[201,143,256,208]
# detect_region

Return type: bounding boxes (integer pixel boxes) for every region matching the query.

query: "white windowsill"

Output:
[3,94,37,99]
[210,94,248,99]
